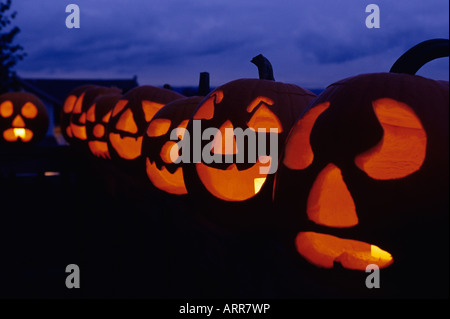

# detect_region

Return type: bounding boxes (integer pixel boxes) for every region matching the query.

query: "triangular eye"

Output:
[142,101,165,122]
[72,93,85,114]
[193,90,223,120]
[115,108,138,133]
[0,100,13,118]
[142,100,164,123]
[63,95,77,113]
[246,96,274,113]
[247,101,283,133]
[102,110,112,123]
[355,98,427,180]
[112,99,128,117]
[147,118,171,137]
[86,103,96,122]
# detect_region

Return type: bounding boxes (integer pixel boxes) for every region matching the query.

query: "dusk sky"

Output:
[10,0,450,89]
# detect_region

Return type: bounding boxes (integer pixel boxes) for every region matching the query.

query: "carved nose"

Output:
[211,120,238,155]
[12,115,26,127]
[307,163,358,228]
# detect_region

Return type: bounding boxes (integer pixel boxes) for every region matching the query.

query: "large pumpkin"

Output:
[273,39,449,297]
[0,92,49,147]
[107,85,184,175]
[183,55,316,230]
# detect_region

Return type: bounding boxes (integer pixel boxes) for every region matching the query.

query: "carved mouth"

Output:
[296,231,393,271]
[3,128,33,142]
[195,156,272,201]
[109,132,143,160]
[145,158,187,195]
[88,141,111,159]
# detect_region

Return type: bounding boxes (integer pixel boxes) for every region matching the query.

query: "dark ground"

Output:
[0,138,448,300]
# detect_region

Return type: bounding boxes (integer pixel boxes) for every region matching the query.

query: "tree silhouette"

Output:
[1,0,26,93]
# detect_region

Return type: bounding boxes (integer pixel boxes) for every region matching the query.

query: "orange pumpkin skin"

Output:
[141,96,203,195]
[183,78,316,231]
[0,92,49,147]
[274,72,449,297]
[107,85,184,175]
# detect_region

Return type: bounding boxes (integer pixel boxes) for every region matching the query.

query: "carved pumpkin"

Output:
[69,86,122,151]
[274,39,449,297]
[107,85,184,174]
[60,85,97,144]
[142,96,204,195]
[0,92,49,147]
[141,73,209,195]
[85,93,122,159]
[183,55,316,230]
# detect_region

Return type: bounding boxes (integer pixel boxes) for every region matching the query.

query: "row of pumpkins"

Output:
[1,39,448,284]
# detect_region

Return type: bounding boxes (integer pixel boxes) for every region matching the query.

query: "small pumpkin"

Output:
[141,73,209,195]
[273,39,449,297]
[142,96,204,195]
[69,86,122,151]
[0,92,49,147]
[60,85,97,144]
[183,55,316,230]
[85,93,123,159]
[107,85,184,174]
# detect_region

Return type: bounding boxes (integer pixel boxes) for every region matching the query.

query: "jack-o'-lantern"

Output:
[69,86,122,151]
[142,96,204,195]
[60,85,96,144]
[107,85,184,175]
[0,92,49,147]
[273,39,449,297]
[183,55,316,230]
[85,94,122,159]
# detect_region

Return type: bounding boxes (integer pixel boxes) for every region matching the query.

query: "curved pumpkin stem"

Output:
[198,72,210,96]
[390,38,449,75]
[251,54,275,81]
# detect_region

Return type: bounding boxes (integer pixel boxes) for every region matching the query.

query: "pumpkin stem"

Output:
[390,38,449,75]
[198,72,210,96]
[251,54,275,81]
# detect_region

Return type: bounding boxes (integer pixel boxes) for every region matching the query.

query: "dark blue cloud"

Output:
[9,0,449,87]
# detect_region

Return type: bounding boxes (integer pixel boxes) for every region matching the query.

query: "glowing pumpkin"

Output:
[274,39,449,297]
[183,55,316,230]
[0,92,49,147]
[69,86,122,151]
[60,85,97,144]
[85,93,122,159]
[142,96,204,195]
[107,85,184,174]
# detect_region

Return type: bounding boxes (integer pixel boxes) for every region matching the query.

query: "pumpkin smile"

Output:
[145,158,187,195]
[3,128,33,142]
[109,132,143,160]
[88,140,110,159]
[296,231,393,271]
[195,155,272,201]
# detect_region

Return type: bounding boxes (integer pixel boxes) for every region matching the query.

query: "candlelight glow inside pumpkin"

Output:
[193,91,280,201]
[142,96,203,195]
[108,86,183,164]
[85,94,122,159]
[0,93,49,146]
[281,97,428,270]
